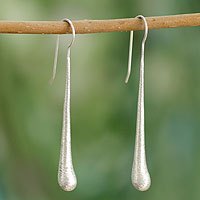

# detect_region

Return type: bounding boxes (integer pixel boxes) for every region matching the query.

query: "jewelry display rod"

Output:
[0,13,199,34]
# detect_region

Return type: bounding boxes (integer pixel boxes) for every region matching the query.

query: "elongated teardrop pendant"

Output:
[131,60,151,191]
[58,48,77,191]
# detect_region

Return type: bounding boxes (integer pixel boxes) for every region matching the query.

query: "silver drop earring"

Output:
[125,15,151,191]
[51,18,77,191]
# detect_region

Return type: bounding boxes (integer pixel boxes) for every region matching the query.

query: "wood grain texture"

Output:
[0,13,200,34]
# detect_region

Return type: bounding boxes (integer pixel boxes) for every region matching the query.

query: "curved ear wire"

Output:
[125,30,134,83]
[51,19,75,83]
[131,15,151,191]
[50,34,60,83]
[54,18,77,192]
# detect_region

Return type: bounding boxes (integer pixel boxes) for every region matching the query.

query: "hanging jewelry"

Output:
[52,18,77,191]
[126,15,151,191]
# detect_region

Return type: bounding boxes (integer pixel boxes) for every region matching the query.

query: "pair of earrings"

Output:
[52,15,151,192]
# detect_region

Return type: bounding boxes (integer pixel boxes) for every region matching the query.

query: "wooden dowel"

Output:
[0,13,200,34]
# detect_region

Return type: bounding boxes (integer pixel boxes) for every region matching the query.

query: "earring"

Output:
[51,18,77,191]
[125,15,151,191]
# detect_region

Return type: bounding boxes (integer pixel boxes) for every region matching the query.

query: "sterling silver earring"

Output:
[125,15,151,191]
[51,18,77,191]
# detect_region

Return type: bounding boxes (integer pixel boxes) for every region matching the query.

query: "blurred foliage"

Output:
[0,0,200,199]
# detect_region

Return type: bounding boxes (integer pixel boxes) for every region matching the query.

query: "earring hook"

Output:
[62,18,76,48]
[56,18,77,191]
[125,15,148,83]
[50,18,76,83]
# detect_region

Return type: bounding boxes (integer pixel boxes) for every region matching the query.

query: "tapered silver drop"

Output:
[131,15,151,191]
[131,57,151,191]
[52,19,77,191]
[58,48,77,191]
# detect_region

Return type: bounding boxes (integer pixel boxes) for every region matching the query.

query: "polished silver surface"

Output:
[52,19,77,191]
[131,15,151,191]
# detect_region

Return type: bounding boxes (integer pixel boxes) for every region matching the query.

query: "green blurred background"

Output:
[0,0,200,199]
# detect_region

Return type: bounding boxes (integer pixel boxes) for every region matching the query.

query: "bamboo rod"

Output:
[0,13,200,34]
